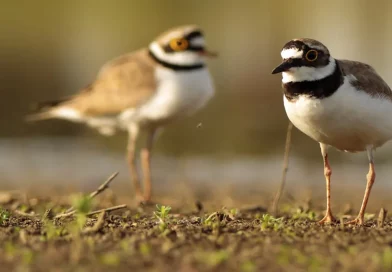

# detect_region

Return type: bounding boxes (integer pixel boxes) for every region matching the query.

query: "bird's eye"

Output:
[169,38,189,51]
[305,50,318,62]
[286,58,293,63]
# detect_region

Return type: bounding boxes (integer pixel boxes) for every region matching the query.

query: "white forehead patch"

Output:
[281,48,303,59]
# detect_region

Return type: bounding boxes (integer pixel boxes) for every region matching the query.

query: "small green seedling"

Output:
[229,208,238,217]
[292,208,317,221]
[72,194,93,214]
[0,209,10,224]
[71,194,93,230]
[260,214,284,231]
[223,208,238,220]
[42,218,68,241]
[202,212,220,227]
[154,204,171,232]
[201,212,224,233]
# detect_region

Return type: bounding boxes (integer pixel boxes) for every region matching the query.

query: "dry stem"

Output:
[271,122,293,215]
[64,172,119,214]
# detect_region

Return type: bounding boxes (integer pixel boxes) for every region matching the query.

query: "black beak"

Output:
[198,49,218,57]
[271,61,291,74]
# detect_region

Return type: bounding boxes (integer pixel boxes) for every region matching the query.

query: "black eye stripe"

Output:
[285,55,330,68]
[149,50,204,71]
[163,44,174,52]
[188,46,204,51]
[185,31,203,40]
[288,59,303,67]
[163,44,204,53]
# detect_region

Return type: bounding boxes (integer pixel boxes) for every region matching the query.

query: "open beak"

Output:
[271,61,291,74]
[199,49,218,58]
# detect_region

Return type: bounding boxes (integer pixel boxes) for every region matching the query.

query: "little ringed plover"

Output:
[272,38,392,225]
[27,25,216,203]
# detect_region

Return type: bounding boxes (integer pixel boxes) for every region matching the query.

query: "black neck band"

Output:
[148,50,204,71]
[283,61,343,101]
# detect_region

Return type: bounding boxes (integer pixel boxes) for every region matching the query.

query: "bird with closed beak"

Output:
[272,38,392,225]
[27,25,216,204]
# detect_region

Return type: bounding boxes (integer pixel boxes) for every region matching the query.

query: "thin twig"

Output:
[82,211,106,234]
[378,208,387,228]
[55,204,127,219]
[86,204,127,216]
[64,172,119,213]
[14,210,40,217]
[42,208,52,220]
[271,122,294,215]
[54,210,76,219]
[88,172,119,199]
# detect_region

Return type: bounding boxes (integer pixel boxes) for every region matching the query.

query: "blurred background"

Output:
[2,0,392,205]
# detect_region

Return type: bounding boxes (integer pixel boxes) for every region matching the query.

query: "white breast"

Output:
[284,77,392,152]
[121,66,214,127]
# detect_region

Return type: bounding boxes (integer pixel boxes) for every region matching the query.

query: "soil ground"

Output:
[0,182,392,272]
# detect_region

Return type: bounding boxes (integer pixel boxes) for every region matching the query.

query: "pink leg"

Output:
[126,125,142,201]
[140,129,156,203]
[345,160,375,225]
[318,148,337,224]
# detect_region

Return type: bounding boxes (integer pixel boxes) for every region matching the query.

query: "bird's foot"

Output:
[317,212,337,224]
[135,194,154,207]
[344,216,364,226]
[134,194,146,205]
[138,199,155,207]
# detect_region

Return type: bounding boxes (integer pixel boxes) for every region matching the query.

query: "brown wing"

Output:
[338,59,392,100]
[62,48,157,116]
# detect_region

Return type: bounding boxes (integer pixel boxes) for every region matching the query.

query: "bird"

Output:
[27,25,216,204]
[271,38,392,225]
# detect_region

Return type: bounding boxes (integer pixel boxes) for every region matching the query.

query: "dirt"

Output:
[0,185,392,272]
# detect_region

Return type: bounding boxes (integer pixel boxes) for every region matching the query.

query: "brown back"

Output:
[63,48,158,116]
[338,59,392,100]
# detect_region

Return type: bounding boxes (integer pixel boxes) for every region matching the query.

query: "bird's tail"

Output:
[25,110,56,122]
[25,98,69,122]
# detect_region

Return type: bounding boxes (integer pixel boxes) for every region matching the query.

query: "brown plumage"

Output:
[27,25,215,204]
[273,37,392,226]
[338,59,392,100]
[28,49,157,120]
[289,39,392,100]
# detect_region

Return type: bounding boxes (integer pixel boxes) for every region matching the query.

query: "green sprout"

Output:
[154,204,171,232]
[0,209,10,224]
[292,208,317,221]
[260,214,284,231]
[42,219,67,241]
[202,212,217,227]
[71,194,93,230]
[229,208,238,217]
[72,194,93,214]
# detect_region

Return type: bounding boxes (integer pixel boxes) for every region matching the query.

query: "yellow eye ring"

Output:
[169,38,189,51]
[305,50,318,62]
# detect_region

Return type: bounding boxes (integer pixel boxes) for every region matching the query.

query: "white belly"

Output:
[284,78,392,152]
[120,66,214,127]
